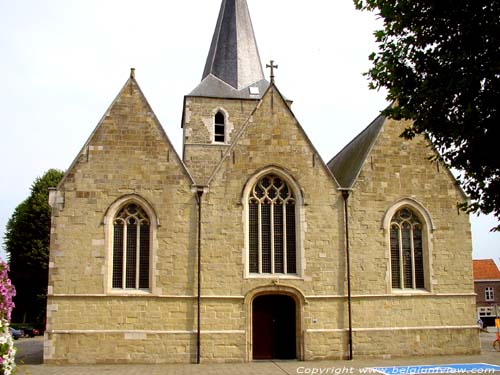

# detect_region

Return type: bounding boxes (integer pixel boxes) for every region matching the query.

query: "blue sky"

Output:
[0,0,498,265]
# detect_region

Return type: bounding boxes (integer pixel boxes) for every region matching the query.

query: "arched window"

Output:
[248,174,296,274]
[214,111,225,143]
[112,203,150,289]
[390,207,425,289]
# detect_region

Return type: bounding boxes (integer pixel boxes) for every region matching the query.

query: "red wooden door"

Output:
[252,295,296,360]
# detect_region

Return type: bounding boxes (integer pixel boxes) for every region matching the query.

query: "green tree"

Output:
[3,169,64,326]
[354,0,500,229]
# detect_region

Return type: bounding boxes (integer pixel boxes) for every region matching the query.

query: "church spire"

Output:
[189,0,268,99]
[203,0,264,89]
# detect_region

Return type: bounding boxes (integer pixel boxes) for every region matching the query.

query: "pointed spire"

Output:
[203,0,264,90]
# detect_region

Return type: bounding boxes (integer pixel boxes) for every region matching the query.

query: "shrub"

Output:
[0,261,16,374]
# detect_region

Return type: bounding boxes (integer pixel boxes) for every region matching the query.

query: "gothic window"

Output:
[485,287,494,301]
[112,203,150,289]
[390,208,425,289]
[248,174,297,274]
[214,111,225,143]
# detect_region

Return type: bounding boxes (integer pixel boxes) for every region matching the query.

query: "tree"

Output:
[354,0,500,230]
[3,169,64,326]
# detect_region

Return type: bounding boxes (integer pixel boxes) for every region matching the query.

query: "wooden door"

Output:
[252,294,296,360]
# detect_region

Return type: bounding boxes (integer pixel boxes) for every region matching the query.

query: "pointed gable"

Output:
[207,83,339,189]
[199,83,342,295]
[329,112,467,203]
[59,73,194,189]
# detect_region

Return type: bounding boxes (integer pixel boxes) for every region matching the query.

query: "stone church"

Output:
[45,0,479,364]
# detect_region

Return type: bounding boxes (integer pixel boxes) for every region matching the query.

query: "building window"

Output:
[112,203,150,289]
[248,174,296,274]
[390,208,425,289]
[214,111,225,143]
[478,307,494,317]
[485,287,494,301]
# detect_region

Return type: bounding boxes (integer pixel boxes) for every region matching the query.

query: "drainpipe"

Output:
[195,187,205,364]
[341,189,353,360]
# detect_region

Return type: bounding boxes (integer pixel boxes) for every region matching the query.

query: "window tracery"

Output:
[112,203,150,289]
[248,174,296,274]
[390,208,425,289]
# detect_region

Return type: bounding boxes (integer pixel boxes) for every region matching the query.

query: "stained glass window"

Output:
[112,203,150,289]
[248,175,296,274]
[390,208,425,289]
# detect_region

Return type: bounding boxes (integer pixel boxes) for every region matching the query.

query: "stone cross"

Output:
[266,60,278,83]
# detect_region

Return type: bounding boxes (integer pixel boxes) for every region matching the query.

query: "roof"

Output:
[327,113,386,188]
[190,0,268,99]
[189,75,269,100]
[473,259,500,280]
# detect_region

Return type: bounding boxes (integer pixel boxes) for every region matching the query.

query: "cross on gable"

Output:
[266,60,278,83]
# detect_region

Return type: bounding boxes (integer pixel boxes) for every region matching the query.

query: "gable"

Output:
[199,83,344,297]
[58,75,194,190]
[207,83,340,192]
[329,113,467,203]
[355,117,467,201]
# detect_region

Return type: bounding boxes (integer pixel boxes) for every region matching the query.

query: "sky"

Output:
[0,0,498,265]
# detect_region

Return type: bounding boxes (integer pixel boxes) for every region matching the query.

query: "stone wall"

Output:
[182,96,260,185]
[46,81,480,363]
[348,118,474,295]
[344,117,478,357]
[46,78,198,363]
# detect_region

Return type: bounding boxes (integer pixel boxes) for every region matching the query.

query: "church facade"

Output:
[45,0,480,364]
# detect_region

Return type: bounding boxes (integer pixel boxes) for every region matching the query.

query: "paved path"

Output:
[13,332,500,375]
[15,336,43,364]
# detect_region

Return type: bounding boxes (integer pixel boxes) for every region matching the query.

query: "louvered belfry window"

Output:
[112,203,150,289]
[390,208,424,289]
[249,175,296,274]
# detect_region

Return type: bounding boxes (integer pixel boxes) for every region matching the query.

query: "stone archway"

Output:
[244,284,306,361]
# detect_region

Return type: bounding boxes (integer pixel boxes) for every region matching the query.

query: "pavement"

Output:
[13,332,500,375]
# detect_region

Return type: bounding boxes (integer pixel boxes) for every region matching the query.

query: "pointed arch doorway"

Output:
[252,294,296,360]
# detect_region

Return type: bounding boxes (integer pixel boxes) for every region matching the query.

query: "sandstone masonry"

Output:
[45,0,480,364]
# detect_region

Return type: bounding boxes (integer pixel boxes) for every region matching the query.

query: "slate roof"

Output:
[327,114,386,189]
[190,0,268,99]
[189,75,269,100]
[473,259,500,280]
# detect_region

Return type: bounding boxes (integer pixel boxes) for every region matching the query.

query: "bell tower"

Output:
[181,0,269,184]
